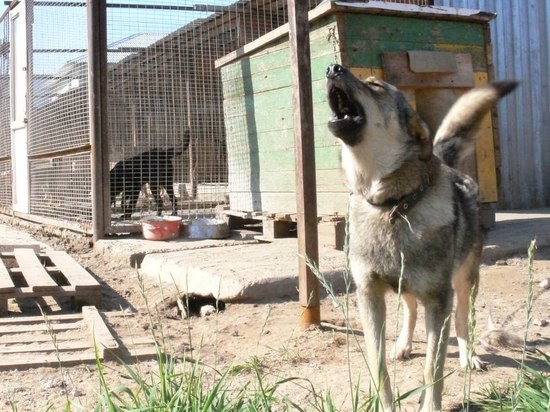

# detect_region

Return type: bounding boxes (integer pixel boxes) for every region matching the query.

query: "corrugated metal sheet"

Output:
[434,0,550,209]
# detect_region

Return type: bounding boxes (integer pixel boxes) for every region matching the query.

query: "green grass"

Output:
[471,240,550,412]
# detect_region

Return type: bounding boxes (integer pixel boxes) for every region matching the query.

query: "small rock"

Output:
[165,306,180,320]
[72,387,84,397]
[539,278,550,289]
[200,305,217,317]
[534,319,548,327]
[41,379,55,389]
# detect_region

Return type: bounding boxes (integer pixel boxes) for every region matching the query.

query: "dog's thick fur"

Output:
[110,141,189,217]
[326,64,516,411]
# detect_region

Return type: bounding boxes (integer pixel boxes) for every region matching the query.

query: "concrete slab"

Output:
[483,209,550,264]
[139,238,347,302]
[95,230,262,267]
[0,224,50,252]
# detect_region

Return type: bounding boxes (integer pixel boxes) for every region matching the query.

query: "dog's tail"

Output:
[433,81,517,168]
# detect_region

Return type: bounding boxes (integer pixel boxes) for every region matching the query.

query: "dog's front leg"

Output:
[419,292,452,412]
[393,292,417,360]
[453,252,486,370]
[356,280,393,411]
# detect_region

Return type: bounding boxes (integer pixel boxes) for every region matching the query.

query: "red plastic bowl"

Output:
[141,216,182,241]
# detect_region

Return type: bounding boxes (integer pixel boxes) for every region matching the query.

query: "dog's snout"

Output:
[326,64,344,79]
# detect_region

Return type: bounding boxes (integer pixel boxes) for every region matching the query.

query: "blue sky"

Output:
[30,0,235,75]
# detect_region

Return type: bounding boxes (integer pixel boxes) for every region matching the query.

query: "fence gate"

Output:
[0,8,11,213]
[10,1,29,214]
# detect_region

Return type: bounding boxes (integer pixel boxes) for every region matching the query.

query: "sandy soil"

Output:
[0,226,549,411]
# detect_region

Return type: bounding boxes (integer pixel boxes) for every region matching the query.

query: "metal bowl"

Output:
[183,218,230,239]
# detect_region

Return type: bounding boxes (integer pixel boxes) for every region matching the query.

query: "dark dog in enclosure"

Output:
[326,63,516,411]
[110,140,189,217]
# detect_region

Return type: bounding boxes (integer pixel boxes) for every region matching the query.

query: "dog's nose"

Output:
[326,64,344,79]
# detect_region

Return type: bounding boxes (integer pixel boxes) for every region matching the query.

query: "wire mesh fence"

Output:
[3,0,431,233]
[28,1,92,225]
[0,11,11,212]
[106,0,324,225]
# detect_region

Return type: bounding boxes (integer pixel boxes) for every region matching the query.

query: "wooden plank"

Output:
[125,345,160,360]
[13,249,59,292]
[260,192,349,216]
[0,341,91,355]
[344,14,485,48]
[47,250,100,290]
[350,67,384,81]
[0,251,47,258]
[0,244,41,253]
[0,313,83,324]
[0,257,15,293]
[118,335,156,346]
[473,72,498,203]
[82,306,119,355]
[382,52,474,88]
[434,44,487,71]
[408,50,457,73]
[289,0,320,328]
[0,334,81,345]
[0,322,83,334]
[0,350,98,371]
[4,285,76,296]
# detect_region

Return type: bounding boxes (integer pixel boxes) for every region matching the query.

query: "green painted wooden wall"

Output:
[220,8,492,215]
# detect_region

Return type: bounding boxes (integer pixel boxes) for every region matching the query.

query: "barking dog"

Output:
[110,142,189,218]
[326,63,516,411]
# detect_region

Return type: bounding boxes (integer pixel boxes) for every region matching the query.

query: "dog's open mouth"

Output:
[327,84,365,143]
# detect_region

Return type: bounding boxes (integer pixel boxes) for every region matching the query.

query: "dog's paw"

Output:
[392,341,412,360]
[460,354,487,371]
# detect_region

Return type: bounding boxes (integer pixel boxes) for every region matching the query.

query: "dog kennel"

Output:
[217,1,501,226]
[0,0,325,237]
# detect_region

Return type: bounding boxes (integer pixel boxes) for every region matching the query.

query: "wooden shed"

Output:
[216,1,501,223]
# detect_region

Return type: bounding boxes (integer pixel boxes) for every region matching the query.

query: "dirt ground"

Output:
[0,225,549,411]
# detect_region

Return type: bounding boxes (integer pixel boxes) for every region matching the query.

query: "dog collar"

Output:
[387,182,429,224]
[365,172,433,224]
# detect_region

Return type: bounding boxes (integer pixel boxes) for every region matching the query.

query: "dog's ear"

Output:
[407,111,432,161]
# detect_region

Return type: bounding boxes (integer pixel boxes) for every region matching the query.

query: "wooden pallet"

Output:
[0,307,157,370]
[0,247,101,313]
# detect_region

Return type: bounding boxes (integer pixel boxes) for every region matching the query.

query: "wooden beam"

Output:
[88,0,110,242]
[13,248,58,292]
[288,0,320,329]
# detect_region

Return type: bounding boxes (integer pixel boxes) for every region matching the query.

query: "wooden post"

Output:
[88,0,109,241]
[288,0,320,328]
